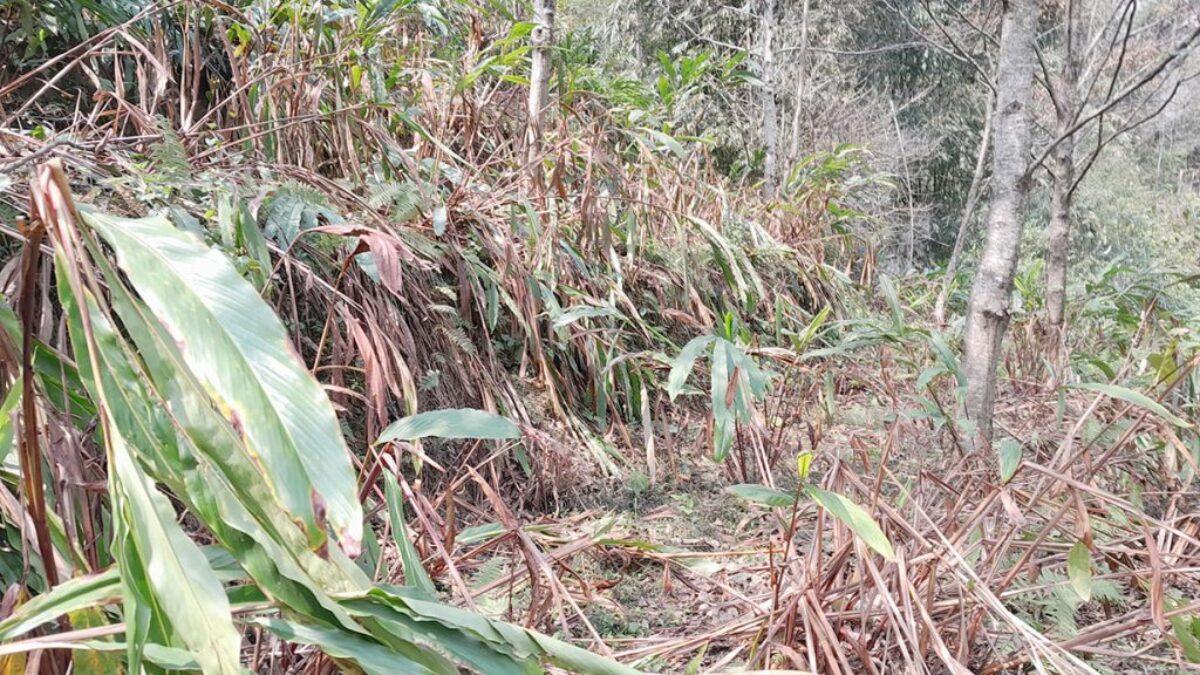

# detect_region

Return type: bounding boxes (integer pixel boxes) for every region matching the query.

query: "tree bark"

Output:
[788,0,811,164]
[1045,138,1073,330]
[526,0,556,187]
[934,94,993,329]
[1046,0,1081,334]
[760,0,778,199]
[962,0,1038,444]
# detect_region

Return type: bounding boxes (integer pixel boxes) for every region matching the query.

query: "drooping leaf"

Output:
[804,486,895,560]
[1068,541,1092,602]
[352,586,641,675]
[83,244,368,630]
[110,427,243,673]
[551,306,619,331]
[1069,382,1191,428]
[377,409,520,444]
[727,484,795,508]
[253,616,441,675]
[82,207,363,554]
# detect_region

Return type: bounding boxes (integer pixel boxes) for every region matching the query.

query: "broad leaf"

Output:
[110,427,243,673]
[666,336,717,400]
[997,438,1021,484]
[352,586,641,675]
[377,409,520,443]
[254,617,440,675]
[82,208,362,554]
[1069,382,1191,428]
[805,486,895,560]
[1068,541,1092,602]
[727,484,795,508]
[710,340,735,461]
[0,570,119,641]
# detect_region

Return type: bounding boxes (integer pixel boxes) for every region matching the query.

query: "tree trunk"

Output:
[934,94,994,329]
[962,0,1038,444]
[1046,0,1081,334]
[1045,139,1073,329]
[526,0,556,186]
[788,0,811,164]
[760,0,778,199]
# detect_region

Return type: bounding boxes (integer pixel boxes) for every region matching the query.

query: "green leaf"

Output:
[377,409,520,444]
[1068,541,1092,602]
[0,570,119,641]
[1069,382,1191,428]
[253,616,440,675]
[0,639,198,670]
[710,340,734,461]
[804,486,895,560]
[67,608,122,675]
[0,381,21,466]
[796,452,813,481]
[353,586,641,675]
[82,246,368,630]
[551,306,618,331]
[384,473,436,598]
[82,207,363,554]
[666,336,717,400]
[1171,613,1200,662]
[110,427,243,673]
[997,438,1021,483]
[878,275,903,331]
[793,306,830,351]
[727,484,795,508]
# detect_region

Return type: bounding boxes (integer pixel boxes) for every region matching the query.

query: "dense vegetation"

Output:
[1,0,1199,672]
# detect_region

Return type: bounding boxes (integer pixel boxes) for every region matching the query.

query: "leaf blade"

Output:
[377,409,520,444]
[804,486,895,560]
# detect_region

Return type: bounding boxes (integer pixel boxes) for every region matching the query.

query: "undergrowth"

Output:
[1,0,1199,673]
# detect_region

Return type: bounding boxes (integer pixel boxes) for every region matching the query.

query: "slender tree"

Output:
[760,0,779,199]
[526,0,556,190]
[787,0,811,164]
[1040,1,1200,338]
[1044,0,1081,336]
[933,93,993,329]
[962,0,1038,443]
